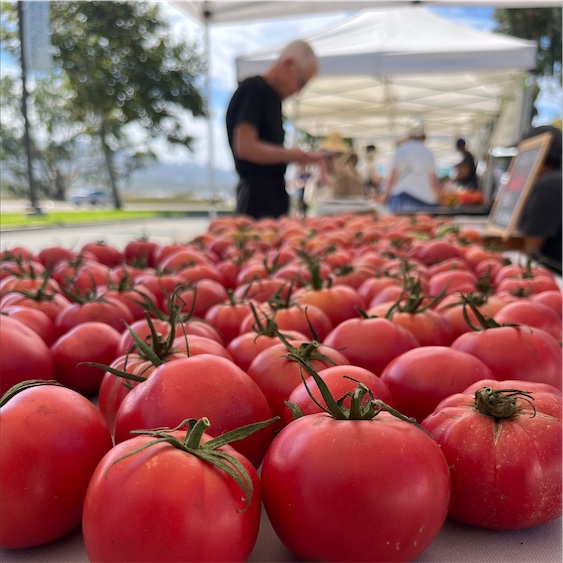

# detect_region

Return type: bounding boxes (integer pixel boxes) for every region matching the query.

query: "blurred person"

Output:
[379,119,441,212]
[226,39,320,219]
[303,133,364,213]
[517,125,562,274]
[451,138,478,190]
[357,144,382,198]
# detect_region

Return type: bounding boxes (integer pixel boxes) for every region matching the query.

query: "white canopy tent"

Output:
[175,1,561,25]
[235,7,538,167]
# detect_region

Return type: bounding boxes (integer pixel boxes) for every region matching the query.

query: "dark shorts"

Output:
[236,175,289,219]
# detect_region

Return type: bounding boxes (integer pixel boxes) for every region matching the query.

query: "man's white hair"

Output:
[278,39,318,72]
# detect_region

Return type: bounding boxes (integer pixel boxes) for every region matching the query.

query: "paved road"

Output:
[1,217,211,252]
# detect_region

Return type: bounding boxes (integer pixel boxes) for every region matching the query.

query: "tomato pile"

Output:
[0,211,561,562]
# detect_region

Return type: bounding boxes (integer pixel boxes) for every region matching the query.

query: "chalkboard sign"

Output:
[485,132,553,239]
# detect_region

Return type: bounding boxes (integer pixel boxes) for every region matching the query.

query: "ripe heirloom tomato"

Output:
[451,325,562,390]
[0,381,112,548]
[422,381,562,530]
[51,322,122,396]
[380,347,495,422]
[83,426,262,562]
[262,397,451,562]
[0,316,56,395]
[324,316,419,376]
[114,355,273,468]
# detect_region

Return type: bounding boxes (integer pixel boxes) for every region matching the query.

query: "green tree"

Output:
[1,1,205,208]
[493,7,562,80]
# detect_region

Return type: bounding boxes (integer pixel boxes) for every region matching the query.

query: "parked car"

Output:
[69,190,112,206]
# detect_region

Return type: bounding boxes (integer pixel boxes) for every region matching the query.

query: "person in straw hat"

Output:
[379,118,441,212]
[303,132,364,213]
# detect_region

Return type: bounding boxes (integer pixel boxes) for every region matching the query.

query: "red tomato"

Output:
[123,237,160,268]
[170,279,229,318]
[531,289,562,319]
[238,303,333,342]
[414,239,461,266]
[434,293,506,339]
[1,306,58,346]
[247,342,349,429]
[0,316,56,395]
[324,316,419,376]
[283,364,394,425]
[494,299,562,341]
[51,322,122,395]
[294,284,365,328]
[55,296,134,336]
[262,411,450,562]
[451,325,562,390]
[368,303,455,347]
[81,241,123,267]
[427,269,478,297]
[422,382,562,529]
[114,355,273,468]
[204,299,259,345]
[0,382,112,548]
[0,290,71,324]
[380,347,495,422]
[226,330,308,373]
[83,429,261,562]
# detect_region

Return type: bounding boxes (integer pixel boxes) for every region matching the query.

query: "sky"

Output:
[2,1,561,174]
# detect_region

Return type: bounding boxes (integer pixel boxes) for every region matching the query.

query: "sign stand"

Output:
[485,132,553,239]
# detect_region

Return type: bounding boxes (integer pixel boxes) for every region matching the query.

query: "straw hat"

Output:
[320,132,351,153]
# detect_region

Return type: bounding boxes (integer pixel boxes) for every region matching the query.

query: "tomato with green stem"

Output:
[422,382,562,529]
[83,417,273,562]
[262,357,450,563]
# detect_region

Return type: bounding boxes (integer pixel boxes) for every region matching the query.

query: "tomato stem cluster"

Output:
[106,416,278,511]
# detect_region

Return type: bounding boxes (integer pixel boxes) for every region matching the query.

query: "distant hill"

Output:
[126,161,237,200]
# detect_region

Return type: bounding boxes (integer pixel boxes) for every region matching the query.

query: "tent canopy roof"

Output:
[236,8,537,78]
[173,1,561,25]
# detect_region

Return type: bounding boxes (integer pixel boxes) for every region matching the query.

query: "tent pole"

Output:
[204,17,218,220]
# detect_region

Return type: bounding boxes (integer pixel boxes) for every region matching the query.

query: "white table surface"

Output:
[1,508,560,562]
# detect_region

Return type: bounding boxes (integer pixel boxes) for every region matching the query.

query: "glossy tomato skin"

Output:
[0,316,56,395]
[422,380,562,530]
[50,322,122,396]
[0,383,112,548]
[451,326,562,390]
[380,347,495,422]
[323,317,419,376]
[83,432,261,562]
[261,413,451,562]
[114,355,273,468]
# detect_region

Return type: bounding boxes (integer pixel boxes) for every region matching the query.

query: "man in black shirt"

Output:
[517,125,562,274]
[226,40,320,219]
[452,138,478,190]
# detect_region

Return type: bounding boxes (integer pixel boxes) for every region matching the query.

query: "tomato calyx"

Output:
[285,355,430,436]
[459,293,519,332]
[107,416,278,511]
[0,379,64,407]
[473,387,536,421]
[385,276,443,317]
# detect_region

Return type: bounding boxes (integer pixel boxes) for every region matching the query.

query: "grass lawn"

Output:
[0,209,189,229]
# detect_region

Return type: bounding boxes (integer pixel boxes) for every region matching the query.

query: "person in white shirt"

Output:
[379,119,441,212]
